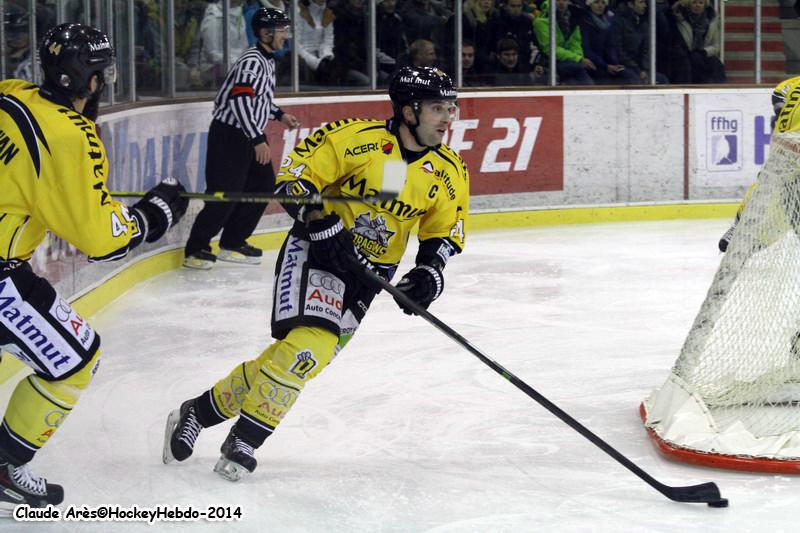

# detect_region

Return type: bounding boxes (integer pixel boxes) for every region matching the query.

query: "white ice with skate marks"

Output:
[3,220,800,532]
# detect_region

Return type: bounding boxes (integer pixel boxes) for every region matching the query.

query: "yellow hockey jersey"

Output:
[773,76,800,133]
[0,80,142,263]
[731,77,800,221]
[276,118,469,267]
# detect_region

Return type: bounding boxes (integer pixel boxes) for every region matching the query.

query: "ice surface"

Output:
[4,219,798,532]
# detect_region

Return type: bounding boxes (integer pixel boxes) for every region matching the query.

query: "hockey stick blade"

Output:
[662,481,728,507]
[113,160,408,205]
[373,159,407,200]
[359,266,729,507]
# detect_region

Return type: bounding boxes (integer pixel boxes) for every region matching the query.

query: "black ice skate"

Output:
[183,250,217,270]
[0,462,63,515]
[213,429,257,482]
[163,399,203,464]
[217,243,262,265]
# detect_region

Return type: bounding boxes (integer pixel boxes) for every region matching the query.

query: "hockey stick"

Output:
[363,268,729,507]
[112,190,396,205]
[112,160,409,205]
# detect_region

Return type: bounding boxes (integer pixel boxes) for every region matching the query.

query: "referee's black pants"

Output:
[185,120,276,256]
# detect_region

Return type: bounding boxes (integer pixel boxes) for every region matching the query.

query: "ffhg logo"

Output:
[706,111,743,171]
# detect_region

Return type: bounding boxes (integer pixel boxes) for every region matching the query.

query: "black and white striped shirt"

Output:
[211,45,283,145]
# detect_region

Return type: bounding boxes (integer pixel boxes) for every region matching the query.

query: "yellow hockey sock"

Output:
[209,327,338,440]
[0,350,100,463]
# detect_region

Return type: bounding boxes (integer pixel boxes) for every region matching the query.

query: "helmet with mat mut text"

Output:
[389,66,457,117]
[39,23,116,99]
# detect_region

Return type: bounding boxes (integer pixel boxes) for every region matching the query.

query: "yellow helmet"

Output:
[772,76,800,115]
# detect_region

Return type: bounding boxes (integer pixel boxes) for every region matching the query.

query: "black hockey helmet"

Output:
[39,23,116,99]
[251,7,291,37]
[389,66,457,118]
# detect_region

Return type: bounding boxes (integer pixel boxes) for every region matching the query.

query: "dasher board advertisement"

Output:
[691,93,774,189]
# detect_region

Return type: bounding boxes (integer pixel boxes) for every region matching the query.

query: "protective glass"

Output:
[103,64,117,85]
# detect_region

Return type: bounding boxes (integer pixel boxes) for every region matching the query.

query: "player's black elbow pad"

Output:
[415,237,459,272]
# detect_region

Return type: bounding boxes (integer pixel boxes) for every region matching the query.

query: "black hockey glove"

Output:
[132,178,189,243]
[307,213,359,273]
[393,265,444,315]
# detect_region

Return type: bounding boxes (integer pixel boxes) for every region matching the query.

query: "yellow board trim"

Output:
[472,203,739,231]
[73,231,287,318]
[0,203,738,385]
[74,202,740,317]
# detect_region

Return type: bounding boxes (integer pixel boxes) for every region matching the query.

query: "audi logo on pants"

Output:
[309,271,344,295]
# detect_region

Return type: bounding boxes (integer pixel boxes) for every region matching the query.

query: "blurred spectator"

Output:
[4,3,33,81]
[399,0,450,44]
[192,0,249,88]
[463,0,500,73]
[377,0,409,79]
[491,37,535,86]
[533,0,594,85]
[611,0,669,83]
[654,0,672,78]
[134,0,164,90]
[522,0,542,17]
[175,0,206,60]
[462,39,484,85]
[333,0,370,85]
[665,0,725,83]
[580,0,639,84]
[491,0,536,68]
[174,0,207,88]
[32,0,57,32]
[409,38,438,67]
[296,0,336,84]
[61,0,86,22]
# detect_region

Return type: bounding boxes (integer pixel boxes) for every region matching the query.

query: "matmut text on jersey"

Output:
[0,79,144,263]
[276,118,469,267]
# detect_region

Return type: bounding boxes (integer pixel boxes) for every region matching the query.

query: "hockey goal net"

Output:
[641,131,800,473]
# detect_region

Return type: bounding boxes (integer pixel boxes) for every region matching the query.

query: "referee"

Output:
[184,7,300,269]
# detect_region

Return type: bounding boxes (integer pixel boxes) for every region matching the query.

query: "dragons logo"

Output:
[352,212,395,258]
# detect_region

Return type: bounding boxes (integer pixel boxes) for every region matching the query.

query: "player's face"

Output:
[416,100,457,146]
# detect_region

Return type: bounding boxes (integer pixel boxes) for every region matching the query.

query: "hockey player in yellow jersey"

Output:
[163,66,469,481]
[0,23,188,509]
[718,76,800,252]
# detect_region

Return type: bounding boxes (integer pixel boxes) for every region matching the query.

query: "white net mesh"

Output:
[644,132,800,462]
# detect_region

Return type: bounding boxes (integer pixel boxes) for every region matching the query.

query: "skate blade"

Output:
[0,489,27,518]
[182,258,214,270]
[162,409,181,464]
[216,252,261,265]
[213,457,248,482]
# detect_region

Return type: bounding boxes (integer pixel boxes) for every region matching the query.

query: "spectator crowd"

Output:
[5,0,727,89]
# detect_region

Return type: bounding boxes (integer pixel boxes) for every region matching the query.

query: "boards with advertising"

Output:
[268,95,564,195]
